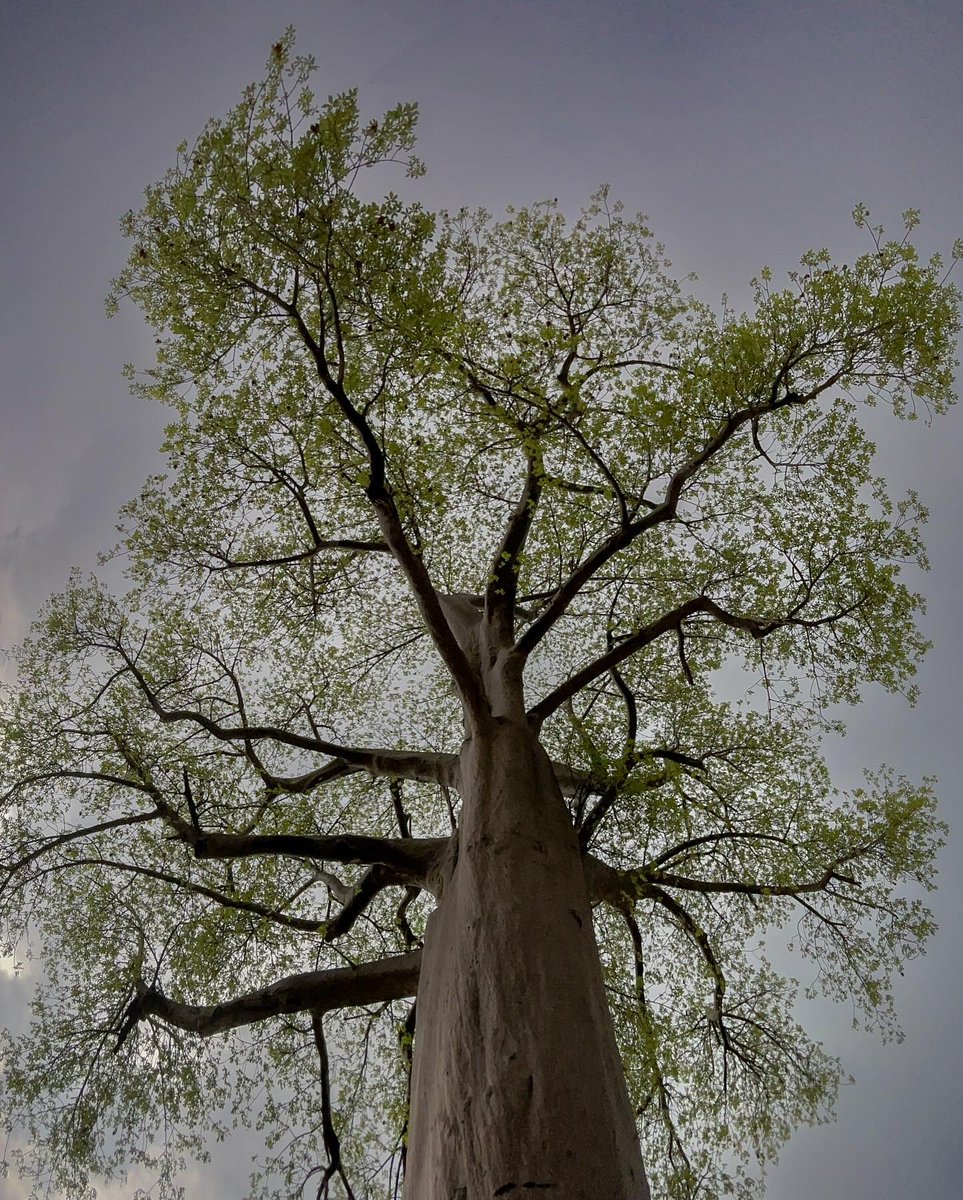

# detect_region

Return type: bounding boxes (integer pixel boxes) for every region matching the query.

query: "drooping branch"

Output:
[557,408,634,530]
[395,887,423,949]
[117,949,422,1044]
[642,881,728,1026]
[1,792,162,882]
[25,855,328,934]
[618,904,694,1175]
[397,1001,417,1180]
[623,872,738,1090]
[390,778,412,839]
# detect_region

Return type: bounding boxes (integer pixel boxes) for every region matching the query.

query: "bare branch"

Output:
[118,950,422,1041]
[323,863,412,941]
[224,268,488,723]
[529,593,866,725]
[517,388,813,658]
[311,1013,358,1200]
[190,831,448,888]
[485,449,544,645]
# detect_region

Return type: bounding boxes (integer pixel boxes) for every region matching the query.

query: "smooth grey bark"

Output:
[121,950,422,1039]
[404,712,650,1199]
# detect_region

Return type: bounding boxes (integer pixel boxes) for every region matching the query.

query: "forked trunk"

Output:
[405,714,650,1199]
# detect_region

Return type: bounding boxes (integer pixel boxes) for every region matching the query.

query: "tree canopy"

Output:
[1,32,959,1200]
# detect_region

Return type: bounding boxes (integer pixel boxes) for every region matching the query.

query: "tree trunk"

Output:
[405,714,650,1199]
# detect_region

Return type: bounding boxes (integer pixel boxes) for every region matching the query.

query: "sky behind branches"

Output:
[1,2,961,1197]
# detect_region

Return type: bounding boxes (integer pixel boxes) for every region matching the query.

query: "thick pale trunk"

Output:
[405,716,650,1199]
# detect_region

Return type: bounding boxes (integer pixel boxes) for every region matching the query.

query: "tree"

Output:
[1,31,959,1200]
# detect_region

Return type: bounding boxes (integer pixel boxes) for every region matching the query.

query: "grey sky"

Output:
[1,1,961,1197]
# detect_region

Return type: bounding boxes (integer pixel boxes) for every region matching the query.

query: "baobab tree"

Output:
[1,32,958,1200]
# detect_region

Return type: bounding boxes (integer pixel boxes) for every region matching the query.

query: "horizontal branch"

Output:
[645,864,857,896]
[118,949,422,1043]
[189,831,448,887]
[205,537,391,571]
[260,750,459,793]
[584,850,859,906]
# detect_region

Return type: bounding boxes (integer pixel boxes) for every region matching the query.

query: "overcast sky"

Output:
[1,1,961,1197]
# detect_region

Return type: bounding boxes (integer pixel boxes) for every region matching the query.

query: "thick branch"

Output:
[259,750,458,793]
[189,831,448,887]
[120,950,421,1041]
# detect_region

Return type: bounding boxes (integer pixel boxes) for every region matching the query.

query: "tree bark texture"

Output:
[405,714,650,1199]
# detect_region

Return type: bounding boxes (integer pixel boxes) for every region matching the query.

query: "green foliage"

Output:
[2,30,959,1200]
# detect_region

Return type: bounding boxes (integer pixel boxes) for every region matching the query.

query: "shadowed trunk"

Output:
[404,711,650,1198]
